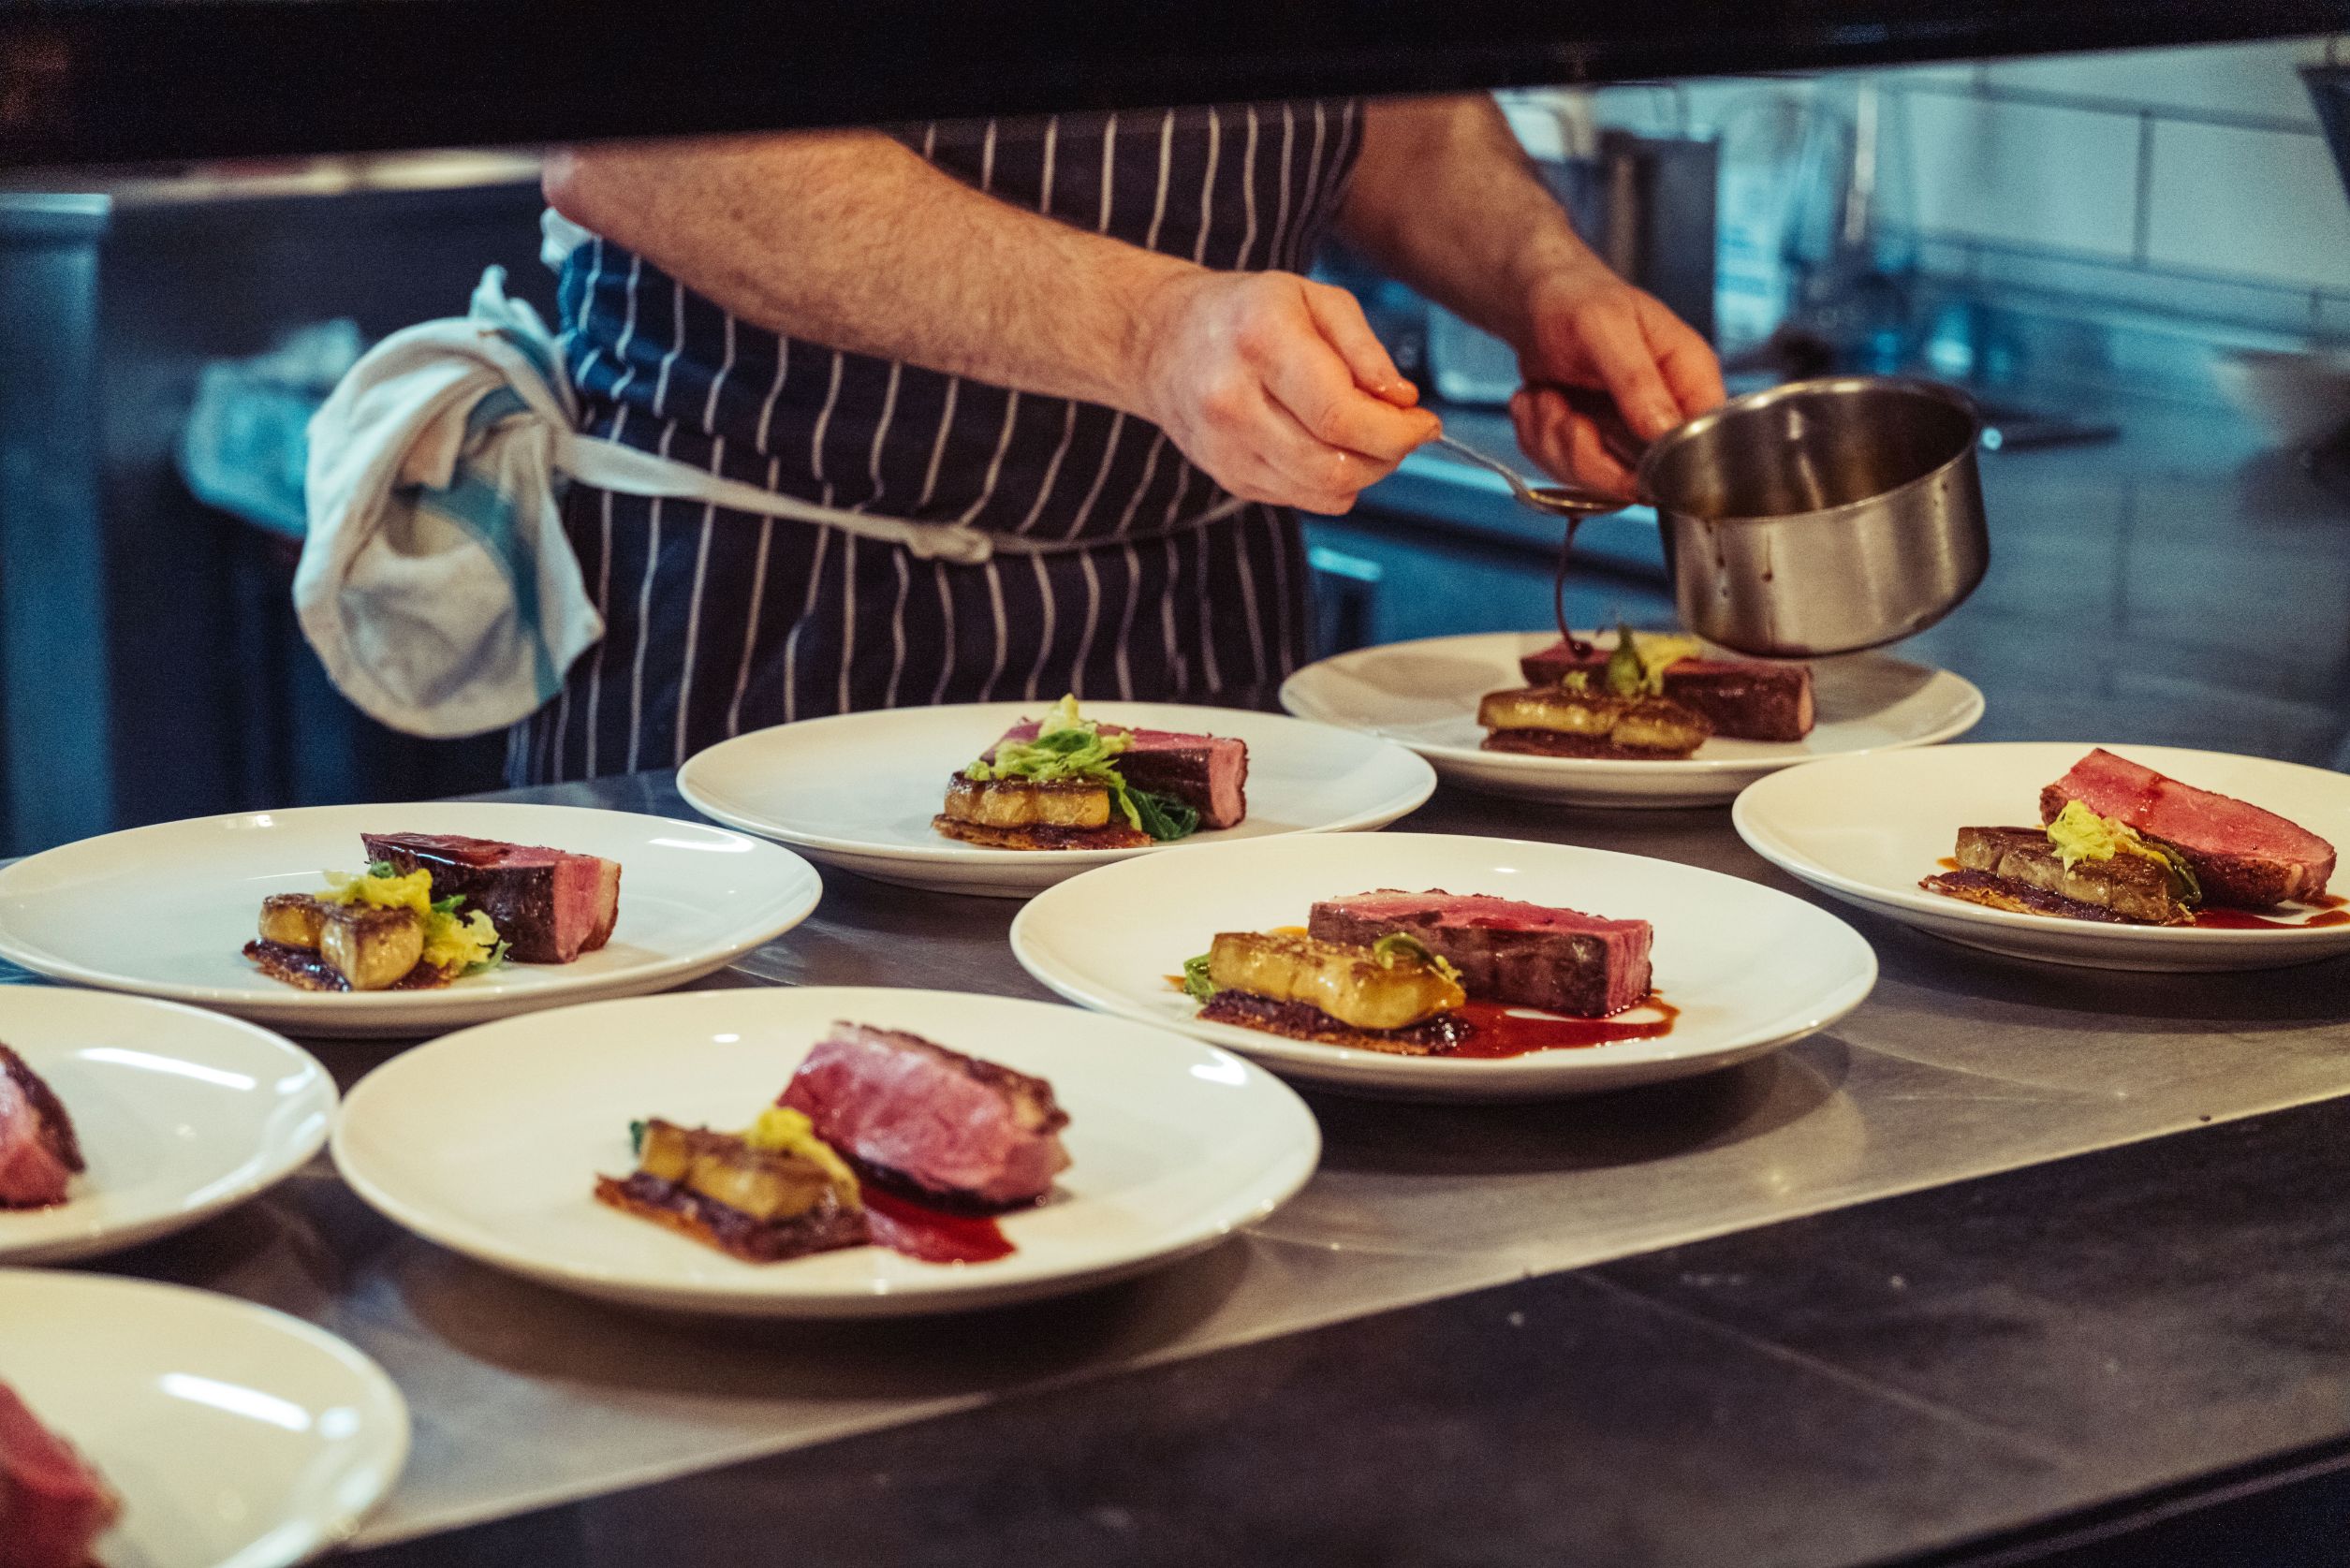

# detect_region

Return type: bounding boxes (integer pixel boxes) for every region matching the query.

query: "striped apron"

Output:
[508,99,1365,785]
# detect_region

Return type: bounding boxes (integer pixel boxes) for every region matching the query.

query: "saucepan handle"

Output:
[1550,384,1652,474]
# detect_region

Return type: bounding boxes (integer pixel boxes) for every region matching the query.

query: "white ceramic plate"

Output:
[0,988,334,1266]
[1734,741,2350,972]
[1279,631,1984,807]
[0,1269,408,1568]
[331,987,1319,1317]
[1009,832,1877,1100]
[0,803,823,1036]
[676,701,1436,898]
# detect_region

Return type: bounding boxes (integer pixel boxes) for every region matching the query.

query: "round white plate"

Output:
[1009,832,1877,1100]
[0,1269,407,1568]
[677,701,1436,898]
[0,802,823,1036]
[0,988,334,1266]
[1734,741,2350,972]
[332,987,1319,1317]
[1279,631,1983,808]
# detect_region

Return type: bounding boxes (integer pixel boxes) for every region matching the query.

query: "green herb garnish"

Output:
[1372,931,1462,983]
[963,695,1201,843]
[628,1119,647,1158]
[1181,951,1218,1002]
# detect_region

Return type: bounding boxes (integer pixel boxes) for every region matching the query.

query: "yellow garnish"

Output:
[320,866,434,916]
[742,1106,861,1207]
[2047,800,2150,869]
[1628,631,1703,671]
[319,866,504,974]
[2045,800,2202,902]
[421,907,501,973]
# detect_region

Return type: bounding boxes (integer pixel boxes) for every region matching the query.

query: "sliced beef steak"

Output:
[1519,641,1814,741]
[360,832,622,963]
[0,1046,82,1210]
[1308,889,1653,1018]
[992,719,1248,829]
[780,1022,1070,1209]
[0,1382,121,1568]
[2037,749,2337,909]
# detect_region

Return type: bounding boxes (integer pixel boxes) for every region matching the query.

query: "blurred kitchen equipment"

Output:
[1557,376,1987,657]
[2211,346,2350,451]
[1430,434,1626,517]
[1783,81,1915,373]
[1427,108,1718,405]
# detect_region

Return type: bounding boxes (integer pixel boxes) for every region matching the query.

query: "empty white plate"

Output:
[0,1268,408,1568]
[676,701,1436,898]
[0,802,823,1036]
[1280,631,1983,807]
[1734,741,2350,972]
[1009,832,1878,1099]
[0,987,334,1266]
[331,987,1320,1316]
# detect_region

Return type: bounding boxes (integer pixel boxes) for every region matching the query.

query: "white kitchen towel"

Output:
[301,266,1241,739]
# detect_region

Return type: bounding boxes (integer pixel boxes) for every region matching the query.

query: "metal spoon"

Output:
[1432,434,1625,517]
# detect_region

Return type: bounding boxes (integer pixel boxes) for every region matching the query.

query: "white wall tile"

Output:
[1986,36,2339,128]
[1897,92,2141,258]
[2143,121,2350,290]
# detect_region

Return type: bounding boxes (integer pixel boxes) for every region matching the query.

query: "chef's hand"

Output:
[1137,271,1439,515]
[1508,262,1725,500]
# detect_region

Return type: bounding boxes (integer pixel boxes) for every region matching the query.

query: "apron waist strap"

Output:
[555,429,1245,564]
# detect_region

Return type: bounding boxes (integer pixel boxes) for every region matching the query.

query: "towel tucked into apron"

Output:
[509,100,1365,785]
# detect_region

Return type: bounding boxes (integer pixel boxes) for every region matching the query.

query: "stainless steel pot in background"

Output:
[1638,376,1989,658]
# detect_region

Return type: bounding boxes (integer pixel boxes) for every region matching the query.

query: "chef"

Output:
[510,95,1724,784]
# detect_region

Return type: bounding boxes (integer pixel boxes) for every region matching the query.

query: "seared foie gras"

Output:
[933,774,1152,850]
[1477,685,1712,759]
[1205,931,1465,1033]
[247,896,430,990]
[595,1111,867,1263]
[1922,825,2196,926]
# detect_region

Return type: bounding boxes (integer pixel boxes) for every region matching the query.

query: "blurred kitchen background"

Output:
[7,36,2350,855]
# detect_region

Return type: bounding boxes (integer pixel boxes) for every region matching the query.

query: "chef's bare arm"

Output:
[544,132,1437,515]
[1338,95,1725,495]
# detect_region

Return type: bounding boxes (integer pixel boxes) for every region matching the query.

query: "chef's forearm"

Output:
[1336,96,1605,355]
[542,131,1192,418]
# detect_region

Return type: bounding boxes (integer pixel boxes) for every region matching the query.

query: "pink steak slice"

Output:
[992,719,1248,829]
[1308,888,1653,1018]
[2038,748,2337,910]
[0,1382,121,1568]
[0,1046,82,1210]
[780,1022,1070,1209]
[360,832,622,964]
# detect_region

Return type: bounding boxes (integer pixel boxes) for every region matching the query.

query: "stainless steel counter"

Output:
[16,765,2347,1549]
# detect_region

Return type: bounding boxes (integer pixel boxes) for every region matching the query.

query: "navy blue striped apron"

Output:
[508,99,1365,785]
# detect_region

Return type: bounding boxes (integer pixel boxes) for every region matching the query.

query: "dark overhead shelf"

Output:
[4,0,2348,170]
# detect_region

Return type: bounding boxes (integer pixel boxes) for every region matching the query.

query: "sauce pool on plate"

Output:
[861,1187,1015,1264]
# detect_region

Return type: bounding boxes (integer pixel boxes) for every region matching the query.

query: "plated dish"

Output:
[1181,891,1672,1060]
[678,700,1435,898]
[935,695,1246,851]
[0,988,333,1266]
[1280,630,1982,807]
[1012,832,1877,1099]
[331,987,1319,1316]
[0,803,822,1035]
[596,1020,1071,1268]
[1735,742,2350,971]
[247,831,622,993]
[0,1268,408,1568]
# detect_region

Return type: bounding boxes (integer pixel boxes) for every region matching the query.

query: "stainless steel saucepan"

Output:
[1549,375,1990,658]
